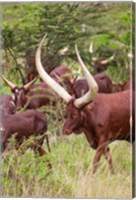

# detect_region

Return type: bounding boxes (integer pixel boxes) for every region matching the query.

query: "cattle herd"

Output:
[0,34,135,174]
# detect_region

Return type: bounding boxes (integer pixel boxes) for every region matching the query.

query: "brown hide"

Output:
[73,73,113,97]
[63,90,134,173]
[4,66,73,110]
[8,83,60,110]
[0,95,16,114]
[1,109,47,150]
[13,83,57,110]
[113,80,134,92]
[50,66,72,81]
[50,66,74,94]
[92,59,110,73]
[1,107,51,168]
[94,73,113,93]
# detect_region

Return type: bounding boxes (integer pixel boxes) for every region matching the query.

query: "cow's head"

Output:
[35,34,98,135]
[62,98,85,135]
[1,75,37,110]
[89,42,115,73]
[91,56,114,74]
[0,94,16,114]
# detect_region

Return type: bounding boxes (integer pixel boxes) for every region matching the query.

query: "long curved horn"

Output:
[24,76,38,90]
[74,45,98,108]
[100,54,115,64]
[35,34,72,103]
[0,74,16,90]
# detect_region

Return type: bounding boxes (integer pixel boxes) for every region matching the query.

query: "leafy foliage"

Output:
[1,2,133,83]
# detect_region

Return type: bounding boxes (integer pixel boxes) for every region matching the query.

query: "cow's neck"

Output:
[81,107,98,149]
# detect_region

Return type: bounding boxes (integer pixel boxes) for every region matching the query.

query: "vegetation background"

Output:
[0,2,134,198]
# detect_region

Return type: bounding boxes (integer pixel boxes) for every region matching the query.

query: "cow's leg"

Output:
[45,135,51,152]
[1,142,6,153]
[103,146,114,174]
[37,145,47,156]
[92,131,109,174]
[38,134,51,152]
[33,144,52,169]
[37,146,52,169]
[33,144,47,156]
[92,143,105,174]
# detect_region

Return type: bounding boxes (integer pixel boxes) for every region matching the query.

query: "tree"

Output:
[1,2,132,83]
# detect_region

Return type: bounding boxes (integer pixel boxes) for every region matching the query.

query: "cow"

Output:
[1,70,113,111]
[1,66,74,110]
[1,75,38,110]
[0,95,16,136]
[1,105,51,168]
[72,72,113,98]
[0,94,16,114]
[50,65,74,93]
[35,34,134,174]
[91,56,114,74]
[113,80,134,92]
[89,42,115,74]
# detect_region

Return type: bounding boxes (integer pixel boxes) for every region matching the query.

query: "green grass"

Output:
[1,134,132,198]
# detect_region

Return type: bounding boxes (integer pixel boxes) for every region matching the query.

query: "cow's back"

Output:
[94,73,113,93]
[84,90,133,142]
[3,109,47,142]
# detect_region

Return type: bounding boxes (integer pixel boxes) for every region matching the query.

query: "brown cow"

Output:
[0,94,51,167]
[91,56,114,74]
[35,35,134,174]
[73,72,113,98]
[113,80,134,92]
[1,107,51,168]
[1,66,74,110]
[89,42,115,74]
[0,94,16,114]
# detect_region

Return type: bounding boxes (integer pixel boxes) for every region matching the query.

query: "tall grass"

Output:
[1,134,132,198]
